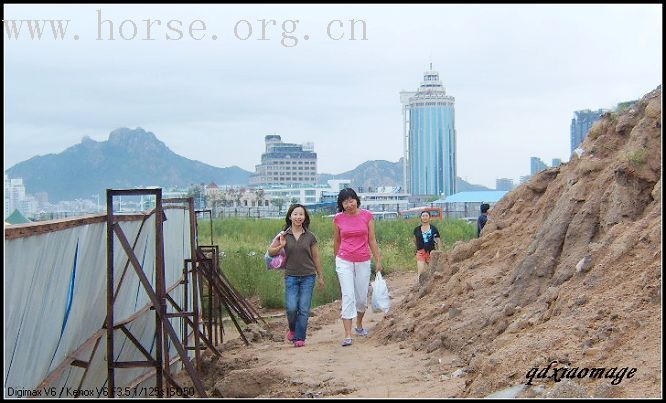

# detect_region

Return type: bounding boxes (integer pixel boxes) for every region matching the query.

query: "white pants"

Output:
[335,256,372,320]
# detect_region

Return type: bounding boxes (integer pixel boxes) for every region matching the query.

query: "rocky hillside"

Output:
[5,128,252,201]
[375,86,662,398]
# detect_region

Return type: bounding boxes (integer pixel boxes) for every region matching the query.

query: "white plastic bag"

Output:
[371,272,390,314]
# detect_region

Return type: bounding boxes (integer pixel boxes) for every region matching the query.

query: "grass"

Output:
[198,215,476,309]
[625,147,647,167]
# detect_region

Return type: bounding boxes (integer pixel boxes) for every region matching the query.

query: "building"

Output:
[552,158,562,167]
[358,187,410,212]
[433,190,507,220]
[570,108,609,154]
[400,64,457,197]
[519,175,532,185]
[4,175,27,219]
[530,157,548,176]
[495,178,515,191]
[250,135,317,186]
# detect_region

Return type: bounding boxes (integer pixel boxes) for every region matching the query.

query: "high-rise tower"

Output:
[400,66,457,197]
[570,109,608,153]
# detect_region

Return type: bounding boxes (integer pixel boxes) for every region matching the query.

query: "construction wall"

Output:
[4,206,195,395]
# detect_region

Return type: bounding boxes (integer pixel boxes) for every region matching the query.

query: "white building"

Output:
[359,187,410,212]
[4,175,27,218]
[250,135,318,186]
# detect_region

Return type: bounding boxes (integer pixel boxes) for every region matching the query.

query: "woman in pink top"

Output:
[333,188,383,347]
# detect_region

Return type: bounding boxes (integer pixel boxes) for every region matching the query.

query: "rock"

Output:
[575,295,588,306]
[426,339,443,353]
[543,286,559,304]
[644,97,661,119]
[451,368,465,378]
[506,319,529,333]
[448,308,462,319]
[485,384,526,398]
[545,379,591,398]
[576,255,593,273]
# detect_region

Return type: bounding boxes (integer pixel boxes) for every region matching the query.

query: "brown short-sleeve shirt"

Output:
[283,227,318,276]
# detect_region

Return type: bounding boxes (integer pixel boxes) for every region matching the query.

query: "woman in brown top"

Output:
[267,204,324,347]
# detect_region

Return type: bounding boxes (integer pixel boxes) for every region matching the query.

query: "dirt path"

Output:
[190,271,467,398]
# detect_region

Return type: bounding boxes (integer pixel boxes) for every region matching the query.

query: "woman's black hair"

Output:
[420,210,431,217]
[283,203,311,231]
[336,188,361,212]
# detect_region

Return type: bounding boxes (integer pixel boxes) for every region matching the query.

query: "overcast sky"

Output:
[4,4,662,189]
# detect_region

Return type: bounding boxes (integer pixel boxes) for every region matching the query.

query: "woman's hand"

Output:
[279,233,287,248]
[375,261,383,273]
[317,276,325,289]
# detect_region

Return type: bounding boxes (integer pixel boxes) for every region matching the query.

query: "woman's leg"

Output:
[417,260,427,282]
[353,260,372,330]
[294,275,316,342]
[285,276,298,335]
[335,257,356,339]
[416,250,428,283]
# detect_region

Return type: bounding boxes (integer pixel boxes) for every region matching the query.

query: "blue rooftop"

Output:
[433,191,508,204]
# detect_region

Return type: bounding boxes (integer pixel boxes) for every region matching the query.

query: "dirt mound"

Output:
[374,86,662,398]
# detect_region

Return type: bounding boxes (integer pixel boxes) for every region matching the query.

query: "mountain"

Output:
[319,158,491,192]
[318,159,404,190]
[7,128,491,202]
[5,128,252,202]
[456,177,492,192]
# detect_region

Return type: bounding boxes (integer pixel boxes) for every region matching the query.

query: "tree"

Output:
[273,197,286,213]
[256,189,266,206]
[186,184,206,210]
[208,191,224,217]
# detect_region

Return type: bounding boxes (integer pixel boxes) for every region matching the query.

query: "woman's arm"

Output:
[267,233,286,256]
[368,220,383,272]
[311,243,325,288]
[333,222,341,257]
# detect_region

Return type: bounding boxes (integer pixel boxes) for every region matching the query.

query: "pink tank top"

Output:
[334,209,373,262]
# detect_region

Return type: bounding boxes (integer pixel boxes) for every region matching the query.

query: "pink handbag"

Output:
[264,231,287,270]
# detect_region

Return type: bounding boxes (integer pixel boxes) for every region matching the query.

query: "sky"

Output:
[4,4,662,189]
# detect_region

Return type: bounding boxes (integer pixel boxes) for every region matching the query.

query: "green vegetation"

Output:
[616,100,638,114]
[198,215,476,309]
[626,147,647,167]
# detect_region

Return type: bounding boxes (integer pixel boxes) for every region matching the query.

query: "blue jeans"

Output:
[285,274,316,342]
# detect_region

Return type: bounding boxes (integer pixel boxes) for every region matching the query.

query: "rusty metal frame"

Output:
[195,248,249,346]
[198,246,223,345]
[195,209,214,247]
[194,247,269,346]
[106,189,206,397]
[188,207,269,348]
[194,209,222,345]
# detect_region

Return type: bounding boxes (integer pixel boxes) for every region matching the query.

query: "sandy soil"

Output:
[179,270,467,398]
